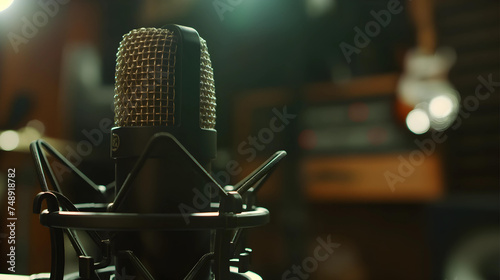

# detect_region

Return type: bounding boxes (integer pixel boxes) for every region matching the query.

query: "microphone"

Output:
[110,25,216,279]
[25,23,286,280]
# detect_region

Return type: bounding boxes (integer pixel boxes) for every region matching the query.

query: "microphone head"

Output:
[114,27,216,129]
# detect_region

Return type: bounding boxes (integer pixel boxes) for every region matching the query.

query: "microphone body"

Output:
[111,25,216,280]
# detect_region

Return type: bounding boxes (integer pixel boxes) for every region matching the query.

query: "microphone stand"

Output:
[29,135,286,280]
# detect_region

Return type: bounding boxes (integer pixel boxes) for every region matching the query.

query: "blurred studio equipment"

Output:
[396,0,460,135]
[397,47,460,134]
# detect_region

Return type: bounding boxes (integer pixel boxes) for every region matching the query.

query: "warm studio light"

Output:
[0,0,14,13]
[406,109,430,135]
[429,95,453,119]
[0,130,20,151]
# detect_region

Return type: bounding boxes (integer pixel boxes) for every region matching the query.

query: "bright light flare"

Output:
[0,130,20,151]
[429,95,454,119]
[406,109,430,135]
[0,0,14,13]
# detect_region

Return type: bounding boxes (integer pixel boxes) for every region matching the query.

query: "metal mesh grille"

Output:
[114,27,216,129]
[199,38,216,129]
[114,28,177,127]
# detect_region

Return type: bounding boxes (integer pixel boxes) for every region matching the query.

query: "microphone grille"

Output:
[200,37,216,129]
[114,27,216,129]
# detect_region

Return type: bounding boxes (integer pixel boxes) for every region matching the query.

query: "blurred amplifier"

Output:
[234,74,443,202]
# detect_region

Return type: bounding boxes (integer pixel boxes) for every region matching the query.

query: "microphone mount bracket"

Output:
[30,135,286,280]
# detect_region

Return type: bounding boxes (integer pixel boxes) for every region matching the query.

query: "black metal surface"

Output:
[110,132,226,213]
[38,208,270,231]
[111,126,217,161]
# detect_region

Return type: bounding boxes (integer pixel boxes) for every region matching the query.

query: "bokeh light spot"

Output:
[406,109,430,135]
[0,130,20,151]
[429,95,453,119]
[0,0,14,13]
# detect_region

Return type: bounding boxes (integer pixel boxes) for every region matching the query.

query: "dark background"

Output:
[0,0,498,279]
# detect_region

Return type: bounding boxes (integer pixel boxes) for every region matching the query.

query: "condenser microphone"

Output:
[110,25,216,280]
[25,23,285,280]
